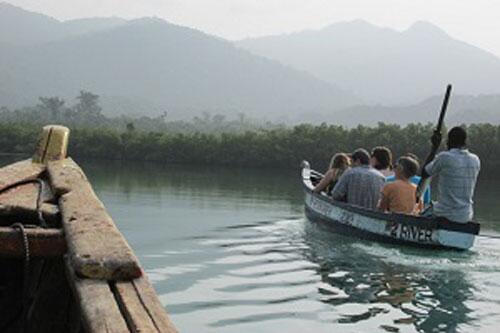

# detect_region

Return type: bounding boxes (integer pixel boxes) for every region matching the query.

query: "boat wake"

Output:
[140,216,500,332]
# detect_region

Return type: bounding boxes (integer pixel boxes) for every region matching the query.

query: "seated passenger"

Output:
[313,153,351,194]
[386,153,431,206]
[370,146,394,177]
[379,156,423,214]
[422,127,481,223]
[332,149,385,210]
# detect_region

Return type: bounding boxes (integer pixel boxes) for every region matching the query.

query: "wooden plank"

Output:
[113,281,158,332]
[65,261,130,333]
[0,182,38,214]
[0,226,66,257]
[113,277,178,333]
[0,159,44,191]
[132,276,178,333]
[48,158,141,280]
[0,182,60,226]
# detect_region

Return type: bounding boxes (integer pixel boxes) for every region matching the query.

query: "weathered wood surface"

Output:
[114,277,178,333]
[0,182,60,225]
[66,261,129,333]
[48,158,141,280]
[0,159,44,191]
[0,226,66,257]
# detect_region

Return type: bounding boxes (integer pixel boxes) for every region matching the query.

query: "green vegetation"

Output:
[0,92,281,134]
[1,92,498,171]
[1,121,499,172]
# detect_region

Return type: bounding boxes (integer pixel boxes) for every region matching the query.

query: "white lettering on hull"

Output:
[307,194,436,245]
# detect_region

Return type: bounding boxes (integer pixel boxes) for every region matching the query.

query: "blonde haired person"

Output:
[313,153,351,194]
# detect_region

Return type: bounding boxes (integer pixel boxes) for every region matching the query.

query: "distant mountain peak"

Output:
[129,16,165,24]
[323,19,383,32]
[0,1,18,9]
[0,1,57,20]
[405,21,448,36]
[328,19,375,28]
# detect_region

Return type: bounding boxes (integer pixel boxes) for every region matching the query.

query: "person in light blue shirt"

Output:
[423,127,480,223]
[386,152,431,205]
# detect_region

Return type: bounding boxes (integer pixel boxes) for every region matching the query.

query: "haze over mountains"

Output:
[237,20,500,105]
[1,2,499,124]
[0,2,355,119]
[0,3,126,45]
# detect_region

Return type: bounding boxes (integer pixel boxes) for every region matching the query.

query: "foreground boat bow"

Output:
[0,125,178,333]
[301,161,480,250]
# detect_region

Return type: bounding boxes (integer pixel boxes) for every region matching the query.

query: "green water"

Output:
[4,156,500,332]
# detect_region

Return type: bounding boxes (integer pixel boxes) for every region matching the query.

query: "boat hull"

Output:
[301,162,479,250]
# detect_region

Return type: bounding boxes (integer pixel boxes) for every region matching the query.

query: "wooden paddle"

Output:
[416,84,452,202]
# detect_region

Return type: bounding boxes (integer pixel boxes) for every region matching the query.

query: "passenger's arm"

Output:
[313,169,335,193]
[331,173,347,201]
[414,200,424,215]
[378,186,390,212]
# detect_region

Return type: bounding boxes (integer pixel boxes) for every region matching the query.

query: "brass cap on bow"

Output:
[32,125,70,164]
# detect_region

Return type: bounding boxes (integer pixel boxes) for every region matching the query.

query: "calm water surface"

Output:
[39,158,500,332]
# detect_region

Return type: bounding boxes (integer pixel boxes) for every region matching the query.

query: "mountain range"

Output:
[326,94,500,127]
[0,2,355,119]
[237,20,500,105]
[1,2,499,124]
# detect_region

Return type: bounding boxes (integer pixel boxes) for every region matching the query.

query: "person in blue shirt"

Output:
[386,153,431,206]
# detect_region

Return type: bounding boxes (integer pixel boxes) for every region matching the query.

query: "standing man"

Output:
[422,126,481,223]
[332,148,385,210]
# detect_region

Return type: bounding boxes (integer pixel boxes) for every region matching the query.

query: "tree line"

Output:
[0,121,498,172]
[0,92,281,134]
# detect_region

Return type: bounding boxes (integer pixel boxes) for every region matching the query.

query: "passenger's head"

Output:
[395,156,419,180]
[447,126,467,149]
[404,152,420,163]
[370,146,393,171]
[351,148,371,166]
[329,153,351,170]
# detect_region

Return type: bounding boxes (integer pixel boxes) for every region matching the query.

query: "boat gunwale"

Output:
[301,162,480,236]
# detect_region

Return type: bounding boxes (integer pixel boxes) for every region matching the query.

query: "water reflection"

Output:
[77,158,500,231]
[2,156,499,332]
[78,158,302,209]
[303,222,475,332]
[146,215,484,332]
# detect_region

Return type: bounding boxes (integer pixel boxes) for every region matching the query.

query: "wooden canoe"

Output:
[0,125,177,333]
[301,161,480,250]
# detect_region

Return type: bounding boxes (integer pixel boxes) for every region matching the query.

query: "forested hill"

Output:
[327,94,500,127]
[237,20,500,105]
[0,2,126,45]
[0,2,357,119]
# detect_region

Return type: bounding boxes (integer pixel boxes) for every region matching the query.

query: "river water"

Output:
[5,155,499,333]
[76,159,500,333]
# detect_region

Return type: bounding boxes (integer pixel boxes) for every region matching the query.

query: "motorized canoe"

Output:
[301,161,480,250]
[0,125,177,333]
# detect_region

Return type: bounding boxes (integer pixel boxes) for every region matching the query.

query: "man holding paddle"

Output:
[418,85,481,223]
[421,126,481,223]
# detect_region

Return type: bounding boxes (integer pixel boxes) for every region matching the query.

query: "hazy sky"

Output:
[7,0,500,56]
